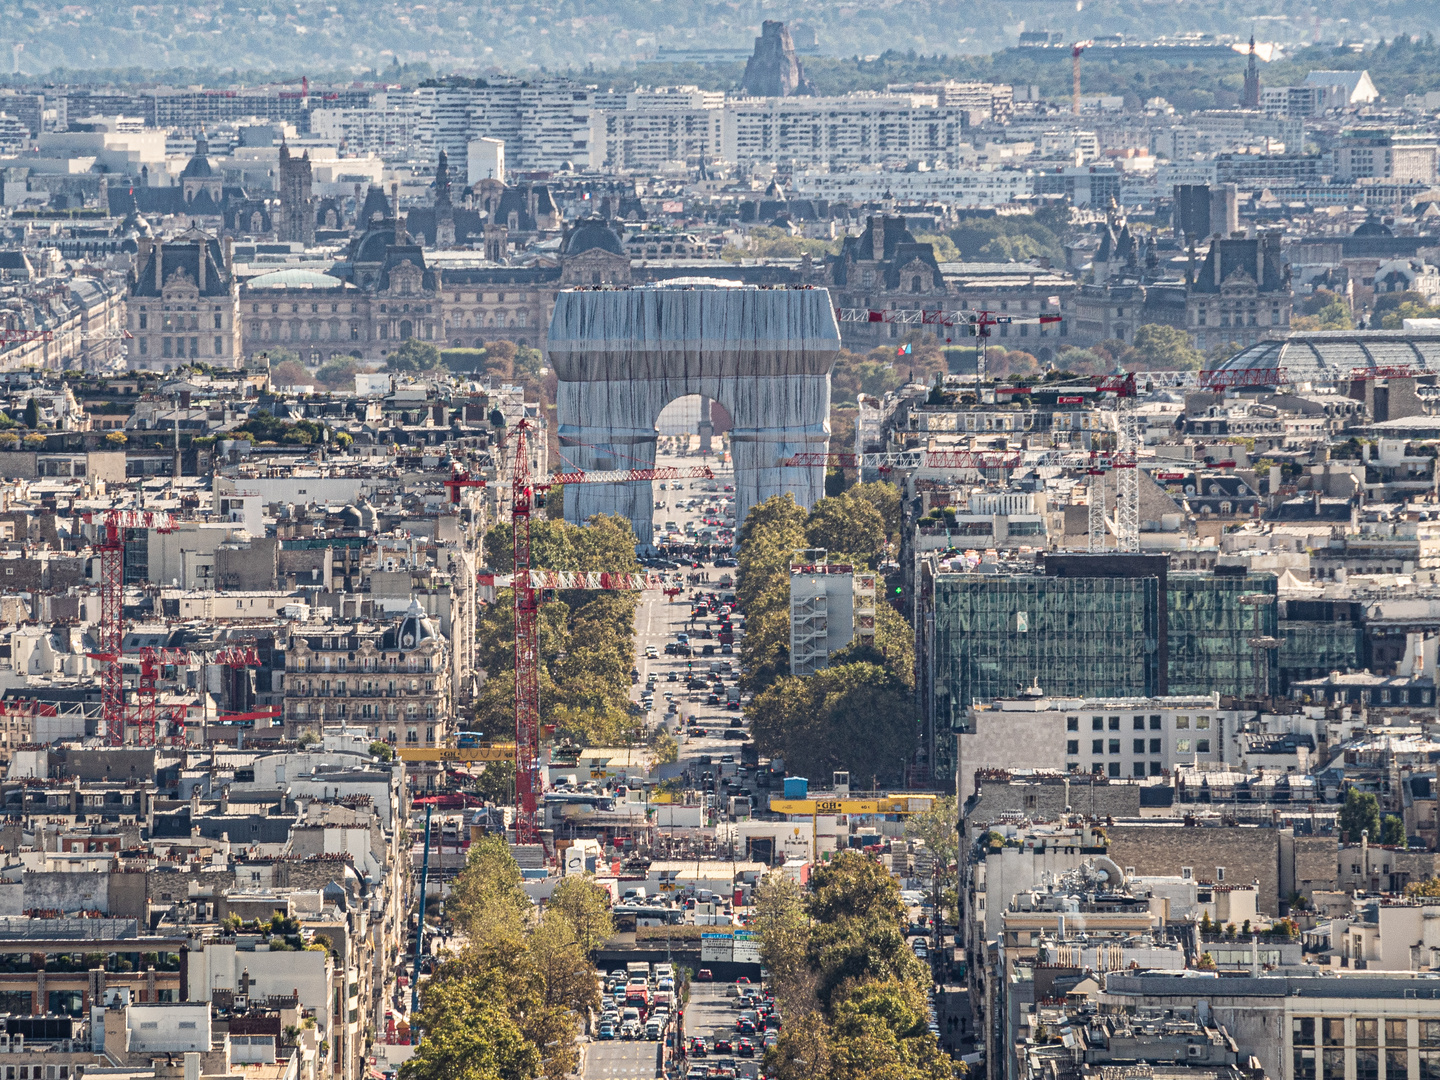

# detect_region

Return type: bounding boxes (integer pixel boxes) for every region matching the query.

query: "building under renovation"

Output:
[547,282,842,546]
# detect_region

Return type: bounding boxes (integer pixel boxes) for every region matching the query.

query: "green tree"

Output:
[271,359,315,388]
[22,397,39,429]
[447,835,532,947]
[473,758,515,804]
[387,338,443,374]
[649,729,679,765]
[849,481,902,544]
[544,876,614,957]
[315,357,359,388]
[1339,787,1382,843]
[805,493,887,560]
[1294,300,1356,331]
[905,796,958,876]
[1382,814,1406,847]
[400,968,541,1080]
[1129,324,1202,370]
[1405,877,1440,898]
[755,872,817,1017]
[749,663,917,786]
[369,741,394,762]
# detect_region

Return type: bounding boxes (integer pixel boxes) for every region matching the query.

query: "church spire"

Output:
[1243,31,1261,109]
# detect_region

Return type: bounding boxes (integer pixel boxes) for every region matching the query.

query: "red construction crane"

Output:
[442,469,487,505]
[499,421,692,845]
[833,306,1062,387]
[135,647,189,748]
[83,509,176,745]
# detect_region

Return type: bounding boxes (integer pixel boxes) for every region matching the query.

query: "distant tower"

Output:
[1243,34,1261,109]
[277,142,315,245]
[433,149,456,248]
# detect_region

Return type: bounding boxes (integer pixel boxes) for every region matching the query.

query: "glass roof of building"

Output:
[1207,331,1440,383]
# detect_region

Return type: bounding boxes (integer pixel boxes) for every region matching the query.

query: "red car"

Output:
[696,969,713,981]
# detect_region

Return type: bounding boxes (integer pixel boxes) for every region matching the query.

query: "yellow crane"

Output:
[396,745,517,763]
[768,795,938,860]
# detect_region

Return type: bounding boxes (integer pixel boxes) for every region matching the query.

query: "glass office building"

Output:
[932,573,1162,739]
[1166,572,1278,697]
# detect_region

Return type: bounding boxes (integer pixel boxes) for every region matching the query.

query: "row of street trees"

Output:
[474,513,645,747]
[736,488,917,786]
[401,836,613,1080]
[755,854,955,1080]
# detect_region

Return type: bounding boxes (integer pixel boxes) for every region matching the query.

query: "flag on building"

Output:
[897,343,912,356]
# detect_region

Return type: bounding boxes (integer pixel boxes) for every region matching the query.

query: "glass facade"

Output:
[1280,600,1365,689]
[1166,572,1278,697]
[933,574,1161,742]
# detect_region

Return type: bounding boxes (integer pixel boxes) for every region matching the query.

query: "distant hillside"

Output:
[3,0,1440,82]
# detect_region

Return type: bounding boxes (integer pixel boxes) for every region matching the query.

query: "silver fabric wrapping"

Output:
[548,285,841,546]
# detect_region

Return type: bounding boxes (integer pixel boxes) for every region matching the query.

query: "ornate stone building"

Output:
[282,601,452,758]
[236,215,634,363]
[126,227,243,372]
[276,142,315,246]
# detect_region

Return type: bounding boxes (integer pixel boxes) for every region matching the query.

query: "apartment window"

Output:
[406,728,418,744]
[1197,716,1211,729]
[1358,1051,1380,1080]
[214,336,224,355]
[1324,1051,1347,1080]
[1422,1053,1440,1080]
[1197,739,1211,754]
[1150,738,1161,754]
[1108,739,1120,754]
[1149,761,1163,776]
[1177,739,1191,753]
[1294,1050,1317,1080]
[1324,1020,1347,1047]
[1092,762,1103,774]
[1216,867,1225,882]
[1133,739,1146,754]
[1133,762,1146,777]
[1108,762,1120,777]
[1067,740,1079,755]
[1389,1050,1410,1080]
[1092,717,1104,731]
[1389,1022,1410,1048]
[1108,716,1120,730]
[1067,717,1079,732]
[1294,1019,1317,1047]
[138,312,148,330]
[1358,1022,1379,1048]
[1150,715,1162,730]
[1181,867,1192,880]
[1131,716,1144,730]
[1176,716,1190,729]
[1092,739,1104,755]
[162,337,172,358]
[213,312,223,329]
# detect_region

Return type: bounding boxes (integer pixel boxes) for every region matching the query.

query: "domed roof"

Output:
[561,218,624,257]
[247,268,346,290]
[395,599,438,652]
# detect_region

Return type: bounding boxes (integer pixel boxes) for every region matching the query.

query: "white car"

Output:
[646,645,658,658]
